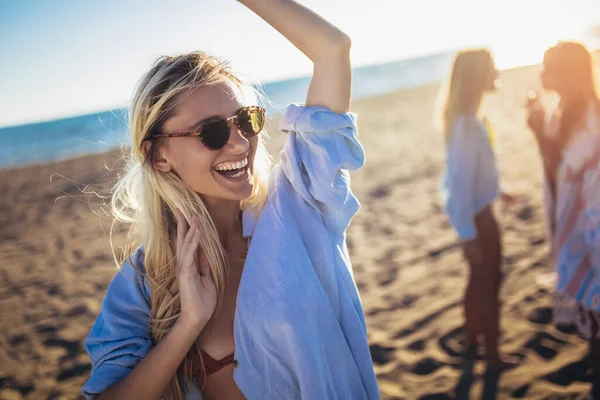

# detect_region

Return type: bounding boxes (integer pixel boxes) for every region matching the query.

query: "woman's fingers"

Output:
[189,226,202,259]
[183,215,199,247]
[526,90,542,112]
[198,252,210,278]
[177,214,200,275]
[183,227,201,268]
[175,208,188,252]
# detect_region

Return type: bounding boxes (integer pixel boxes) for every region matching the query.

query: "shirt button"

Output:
[233,359,239,368]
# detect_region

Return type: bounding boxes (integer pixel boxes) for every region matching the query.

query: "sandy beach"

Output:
[1,62,598,399]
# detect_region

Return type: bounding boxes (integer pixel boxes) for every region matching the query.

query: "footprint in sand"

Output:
[512,383,531,398]
[394,302,460,339]
[524,331,568,360]
[439,326,468,359]
[410,357,443,375]
[43,338,81,361]
[407,338,426,352]
[516,206,534,221]
[544,357,593,388]
[369,344,395,365]
[528,236,546,246]
[57,364,91,382]
[9,334,27,346]
[527,306,552,325]
[419,393,452,400]
[368,185,391,199]
[36,324,60,335]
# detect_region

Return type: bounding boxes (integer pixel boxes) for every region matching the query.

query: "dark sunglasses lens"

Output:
[200,120,230,150]
[237,108,264,137]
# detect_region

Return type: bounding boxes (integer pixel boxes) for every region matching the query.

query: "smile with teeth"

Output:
[214,157,249,179]
[215,157,248,171]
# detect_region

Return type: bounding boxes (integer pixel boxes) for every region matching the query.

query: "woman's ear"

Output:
[141,141,172,172]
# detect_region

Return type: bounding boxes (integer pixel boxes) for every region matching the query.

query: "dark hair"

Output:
[544,42,600,138]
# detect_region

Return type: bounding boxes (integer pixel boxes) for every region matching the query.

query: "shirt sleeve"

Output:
[444,116,479,241]
[81,250,153,399]
[277,103,365,236]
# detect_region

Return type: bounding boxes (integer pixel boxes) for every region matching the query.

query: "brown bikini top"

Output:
[178,350,235,380]
[201,350,235,375]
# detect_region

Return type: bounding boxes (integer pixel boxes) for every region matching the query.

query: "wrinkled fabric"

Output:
[82,104,379,399]
[542,105,600,338]
[442,115,500,240]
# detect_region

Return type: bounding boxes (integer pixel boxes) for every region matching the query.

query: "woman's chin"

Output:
[234,184,254,201]
[213,171,255,201]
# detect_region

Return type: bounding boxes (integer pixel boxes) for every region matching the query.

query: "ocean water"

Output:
[0,52,456,169]
[2,26,599,170]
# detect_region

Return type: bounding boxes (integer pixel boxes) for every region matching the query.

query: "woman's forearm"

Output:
[238,0,351,113]
[237,0,350,62]
[98,321,203,400]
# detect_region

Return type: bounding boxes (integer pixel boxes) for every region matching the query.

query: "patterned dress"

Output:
[542,104,600,339]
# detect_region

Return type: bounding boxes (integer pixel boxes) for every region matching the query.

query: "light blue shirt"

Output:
[441,115,500,241]
[82,104,380,400]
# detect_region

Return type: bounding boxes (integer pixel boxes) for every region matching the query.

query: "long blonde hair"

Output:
[439,49,494,139]
[111,51,271,399]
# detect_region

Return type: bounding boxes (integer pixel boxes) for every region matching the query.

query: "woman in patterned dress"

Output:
[527,41,600,398]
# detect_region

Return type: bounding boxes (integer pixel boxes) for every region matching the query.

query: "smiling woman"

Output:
[141,83,267,203]
[80,0,379,399]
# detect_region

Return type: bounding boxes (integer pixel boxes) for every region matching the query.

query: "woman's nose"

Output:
[225,121,250,153]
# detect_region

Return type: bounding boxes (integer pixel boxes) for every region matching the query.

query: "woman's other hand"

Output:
[175,209,218,332]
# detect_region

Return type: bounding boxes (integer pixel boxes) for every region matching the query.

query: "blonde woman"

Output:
[527,42,600,397]
[81,0,379,399]
[440,49,517,372]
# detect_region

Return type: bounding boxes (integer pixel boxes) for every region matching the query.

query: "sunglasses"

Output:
[144,106,265,150]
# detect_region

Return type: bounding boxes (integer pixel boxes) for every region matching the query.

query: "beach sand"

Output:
[0,63,597,399]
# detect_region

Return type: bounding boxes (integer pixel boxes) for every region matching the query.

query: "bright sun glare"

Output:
[483,5,583,69]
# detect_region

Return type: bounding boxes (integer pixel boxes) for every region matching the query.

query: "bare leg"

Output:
[476,209,517,372]
[463,264,480,358]
[461,234,483,358]
[474,259,503,369]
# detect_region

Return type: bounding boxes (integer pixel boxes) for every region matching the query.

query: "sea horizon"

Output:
[1,41,598,169]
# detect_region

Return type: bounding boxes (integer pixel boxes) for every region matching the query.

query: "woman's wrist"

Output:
[172,317,206,343]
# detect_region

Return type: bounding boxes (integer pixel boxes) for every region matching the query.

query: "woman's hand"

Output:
[526,90,545,140]
[174,209,217,332]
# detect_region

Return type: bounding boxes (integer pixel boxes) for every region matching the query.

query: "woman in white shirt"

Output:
[81,0,379,399]
[440,49,517,372]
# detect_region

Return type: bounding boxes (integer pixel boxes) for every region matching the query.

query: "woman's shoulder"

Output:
[85,246,152,351]
[450,114,485,141]
[118,246,147,278]
[457,114,485,128]
[106,246,151,306]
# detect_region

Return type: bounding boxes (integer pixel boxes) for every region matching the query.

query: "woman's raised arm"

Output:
[238,0,351,113]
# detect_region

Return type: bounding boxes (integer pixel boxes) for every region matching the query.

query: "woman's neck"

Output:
[203,198,243,245]
[461,97,481,117]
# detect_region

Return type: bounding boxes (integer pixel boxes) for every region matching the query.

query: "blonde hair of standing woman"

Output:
[439,48,495,140]
[110,51,271,400]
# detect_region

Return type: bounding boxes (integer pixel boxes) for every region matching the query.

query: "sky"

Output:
[0,0,599,128]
